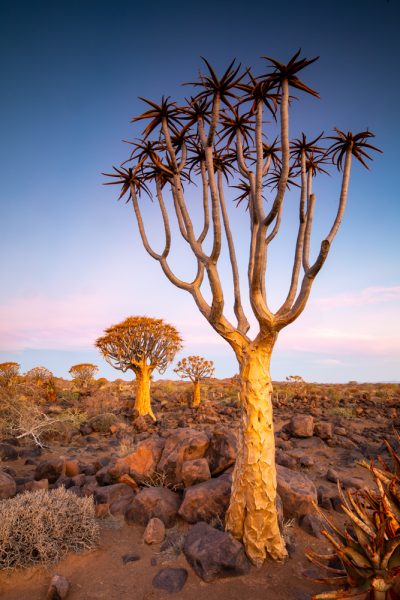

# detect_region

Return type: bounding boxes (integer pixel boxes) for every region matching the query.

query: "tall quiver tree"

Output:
[95,316,182,420]
[174,355,214,406]
[104,52,381,565]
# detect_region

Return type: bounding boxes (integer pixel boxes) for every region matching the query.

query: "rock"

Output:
[94,483,135,506]
[132,415,153,433]
[125,486,181,528]
[326,468,339,483]
[182,458,211,487]
[0,471,16,499]
[157,428,210,486]
[64,460,80,477]
[178,473,231,524]
[0,443,18,461]
[152,568,188,593]
[334,426,347,436]
[144,517,166,544]
[299,455,314,468]
[314,422,333,440]
[118,473,139,491]
[95,503,110,518]
[183,522,250,582]
[95,461,129,486]
[34,458,65,484]
[289,415,314,438]
[122,553,140,564]
[276,451,297,469]
[46,574,70,599]
[122,435,165,483]
[205,426,237,475]
[317,486,333,510]
[300,514,324,538]
[21,478,49,493]
[277,465,317,518]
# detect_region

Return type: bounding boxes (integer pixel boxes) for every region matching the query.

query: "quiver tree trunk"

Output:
[192,380,201,407]
[134,366,155,420]
[225,340,287,566]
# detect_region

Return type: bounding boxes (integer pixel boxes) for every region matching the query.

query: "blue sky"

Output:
[0,0,399,382]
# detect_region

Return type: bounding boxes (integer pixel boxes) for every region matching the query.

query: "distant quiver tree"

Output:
[25,367,54,384]
[104,51,381,565]
[69,363,98,388]
[95,316,182,420]
[174,355,214,406]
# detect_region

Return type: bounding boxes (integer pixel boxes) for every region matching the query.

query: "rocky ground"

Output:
[0,379,399,599]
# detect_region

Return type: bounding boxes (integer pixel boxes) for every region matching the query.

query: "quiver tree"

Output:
[105,51,381,565]
[25,367,54,385]
[0,362,20,387]
[174,355,214,406]
[95,316,182,420]
[69,363,98,388]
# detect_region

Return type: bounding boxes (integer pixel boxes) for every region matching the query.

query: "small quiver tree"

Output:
[95,316,182,420]
[105,52,381,564]
[0,362,20,387]
[174,355,214,407]
[69,364,99,389]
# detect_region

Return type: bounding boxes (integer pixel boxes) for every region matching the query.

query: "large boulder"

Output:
[314,421,333,440]
[121,435,165,483]
[0,471,17,499]
[94,483,135,506]
[178,473,231,524]
[205,426,237,475]
[34,458,65,483]
[277,464,317,518]
[183,522,250,582]
[181,458,211,487]
[0,443,18,461]
[157,429,210,486]
[289,415,314,438]
[125,486,181,528]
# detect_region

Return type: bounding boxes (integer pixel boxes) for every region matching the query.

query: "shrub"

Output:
[0,487,99,569]
[87,412,118,432]
[0,362,20,387]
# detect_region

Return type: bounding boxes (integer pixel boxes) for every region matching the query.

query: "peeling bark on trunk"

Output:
[134,367,155,420]
[192,380,201,407]
[225,342,287,566]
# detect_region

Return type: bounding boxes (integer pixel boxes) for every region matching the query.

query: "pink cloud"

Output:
[312,286,400,309]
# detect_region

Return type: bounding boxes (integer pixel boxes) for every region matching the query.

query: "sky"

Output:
[0,0,399,383]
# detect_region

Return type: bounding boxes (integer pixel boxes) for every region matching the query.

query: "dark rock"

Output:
[34,458,65,484]
[94,483,135,506]
[276,452,297,469]
[314,422,333,440]
[317,486,333,510]
[326,468,339,483]
[152,568,188,593]
[122,554,140,564]
[125,486,181,528]
[183,522,250,582]
[179,472,231,524]
[300,514,324,538]
[0,443,18,461]
[0,471,17,499]
[299,455,314,468]
[277,465,317,518]
[205,426,237,475]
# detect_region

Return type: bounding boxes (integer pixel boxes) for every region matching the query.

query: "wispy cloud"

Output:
[312,286,400,309]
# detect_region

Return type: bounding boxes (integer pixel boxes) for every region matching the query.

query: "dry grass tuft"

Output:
[0,488,99,570]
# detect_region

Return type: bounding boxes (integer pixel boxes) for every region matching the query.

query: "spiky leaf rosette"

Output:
[174,355,215,382]
[95,316,182,375]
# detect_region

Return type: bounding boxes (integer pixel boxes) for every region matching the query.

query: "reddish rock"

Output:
[182,458,211,487]
[205,427,237,475]
[46,574,70,599]
[121,435,165,483]
[21,478,49,492]
[277,465,317,518]
[289,415,314,438]
[143,517,166,544]
[34,458,65,483]
[95,503,110,518]
[178,473,231,524]
[125,486,181,528]
[65,460,80,477]
[183,522,250,582]
[95,461,129,486]
[0,471,16,499]
[314,422,333,440]
[157,429,209,486]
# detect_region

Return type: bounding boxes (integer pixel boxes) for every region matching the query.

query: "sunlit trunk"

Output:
[134,366,155,420]
[192,380,201,407]
[225,341,287,566]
